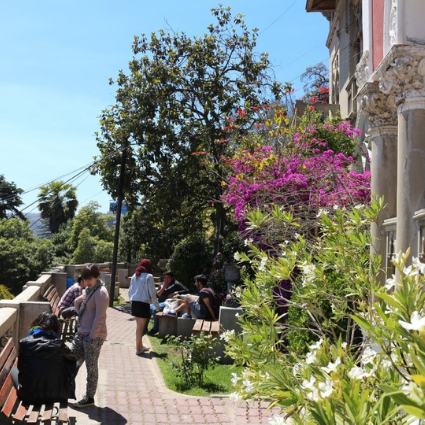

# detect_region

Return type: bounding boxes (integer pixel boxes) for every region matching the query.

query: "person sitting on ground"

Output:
[58,275,87,319]
[11,311,77,406]
[174,274,217,321]
[146,270,189,336]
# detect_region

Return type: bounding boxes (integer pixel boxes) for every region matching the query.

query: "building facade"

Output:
[307,0,425,280]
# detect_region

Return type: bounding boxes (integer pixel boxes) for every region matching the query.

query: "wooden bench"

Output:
[42,285,77,342]
[0,338,68,424]
[192,319,219,336]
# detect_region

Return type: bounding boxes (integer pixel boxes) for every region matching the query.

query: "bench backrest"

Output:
[42,285,60,316]
[0,338,18,416]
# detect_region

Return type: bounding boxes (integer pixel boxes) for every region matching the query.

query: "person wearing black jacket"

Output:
[146,270,189,336]
[11,311,77,405]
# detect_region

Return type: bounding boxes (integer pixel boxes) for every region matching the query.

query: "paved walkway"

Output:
[68,290,279,425]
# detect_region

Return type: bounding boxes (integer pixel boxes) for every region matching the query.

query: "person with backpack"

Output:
[175,274,219,321]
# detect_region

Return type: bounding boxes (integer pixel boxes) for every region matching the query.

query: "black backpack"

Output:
[200,288,221,321]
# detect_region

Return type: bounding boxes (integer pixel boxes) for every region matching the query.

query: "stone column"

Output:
[379,46,425,259]
[357,82,398,284]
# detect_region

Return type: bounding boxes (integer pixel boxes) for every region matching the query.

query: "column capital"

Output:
[377,45,425,109]
[358,81,397,128]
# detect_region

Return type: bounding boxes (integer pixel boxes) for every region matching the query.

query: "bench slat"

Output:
[27,404,42,423]
[1,385,19,417]
[58,401,68,423]
[192,320,203,333]
[0,338,14,370]
[193,319,219,335]
[42,285,55,300]
[42,403,53,422]
[0,372,15,413]
[0,346,16,393]
[13,401,29,421]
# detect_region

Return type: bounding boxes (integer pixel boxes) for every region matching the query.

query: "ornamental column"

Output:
[357,81,398,284]
[379,46,425,260]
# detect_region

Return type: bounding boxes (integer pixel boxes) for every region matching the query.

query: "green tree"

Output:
[70,228,96,264]
[0,218,54,294]
[0,175,24,219]
[68,201,114,251]
[37,181,78,234]
[94,6,283,255]
[93,239,114,263]
[49,223,73,266]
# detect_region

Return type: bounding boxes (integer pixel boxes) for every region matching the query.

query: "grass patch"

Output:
[148,333,242,397]
[113,294,126,307]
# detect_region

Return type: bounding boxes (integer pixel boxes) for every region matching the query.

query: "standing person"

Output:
[175,274,218,321]
[147,270,189,336]
[11,312,77,405]
[129,259,160,354]
[72,264,109,408]
[58,275,87,319]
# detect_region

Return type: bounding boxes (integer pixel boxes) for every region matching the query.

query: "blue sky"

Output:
[0,0,329,214]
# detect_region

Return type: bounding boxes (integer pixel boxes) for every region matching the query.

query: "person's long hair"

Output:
[135,259,153,276]
[30,311,60,335]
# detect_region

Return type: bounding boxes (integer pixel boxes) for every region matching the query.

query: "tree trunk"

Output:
[214,201,225,255]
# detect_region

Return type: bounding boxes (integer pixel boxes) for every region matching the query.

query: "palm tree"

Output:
[37,181,78,234]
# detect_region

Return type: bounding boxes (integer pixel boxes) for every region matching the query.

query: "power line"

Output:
[259,0,300,35]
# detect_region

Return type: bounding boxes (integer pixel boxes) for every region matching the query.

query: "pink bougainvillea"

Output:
[222,118,370,244]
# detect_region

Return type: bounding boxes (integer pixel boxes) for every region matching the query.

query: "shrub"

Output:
[168,333,220,388]
[168,232,212,291]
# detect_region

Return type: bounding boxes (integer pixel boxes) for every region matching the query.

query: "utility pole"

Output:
[109,139,127,307]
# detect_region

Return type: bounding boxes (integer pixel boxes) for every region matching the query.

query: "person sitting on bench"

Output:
[146,270,189,336]
[174,274,217,321]
[58,275,87,319]
[11,311,77,405]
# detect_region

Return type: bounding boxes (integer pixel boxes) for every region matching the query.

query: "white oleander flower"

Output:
[229,392,242,401]
[293,363,302,376]
[318,379,333,398]
[231,373,240,386]
[258,256,268,271]
[361,347,377,365]
[413,257,425,274]
[316,208,328,217]
[321,357,341,374]
[309,338,323,350]
[302,263,316,286]
[307,388,320,402]
[234,252,241,262]
[306,351,317,364]
[301,376,316,390]
[403,265,418,276]
[244,238,253,246]
[385,274,397,290]
[243,379,254,393]
[399,311,425,331]
[341,342,347,349]
[348,366,372,380]
[220,329,235,342]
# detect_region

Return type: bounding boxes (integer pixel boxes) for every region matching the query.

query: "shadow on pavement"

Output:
[68,405,128,424]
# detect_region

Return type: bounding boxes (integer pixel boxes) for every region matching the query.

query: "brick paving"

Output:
[68,290,280,424]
